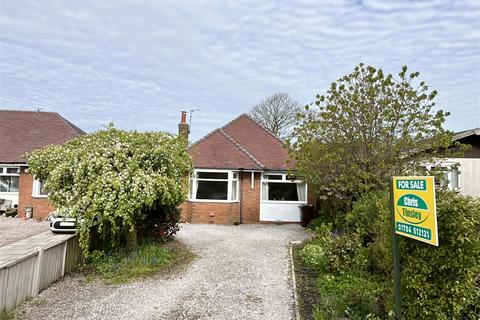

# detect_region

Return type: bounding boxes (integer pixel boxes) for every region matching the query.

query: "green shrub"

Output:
[345,189,393,277]
[344,189,480,319]
[313,273,391,320]
[300,224,368,275]
[400,190,480,319]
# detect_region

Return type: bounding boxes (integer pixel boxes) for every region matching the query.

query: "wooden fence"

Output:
[0,236,82,313]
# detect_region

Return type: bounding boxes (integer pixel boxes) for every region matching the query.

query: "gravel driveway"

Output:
[14,223,308,320]
[0,215,49,247]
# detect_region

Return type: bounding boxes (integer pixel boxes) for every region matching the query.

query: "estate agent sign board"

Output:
[392,176,438,246]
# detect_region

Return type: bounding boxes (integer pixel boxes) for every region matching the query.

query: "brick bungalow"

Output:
[0,110,84,219]
[179,112,314,224]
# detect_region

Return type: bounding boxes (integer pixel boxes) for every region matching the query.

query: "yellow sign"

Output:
[392,176,438,246]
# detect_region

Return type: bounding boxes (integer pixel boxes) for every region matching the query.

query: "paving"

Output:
[0,230,74,268]
[14,223,309,320]
[0,216,49,247]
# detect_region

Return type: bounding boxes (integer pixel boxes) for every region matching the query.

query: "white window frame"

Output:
[422,162,461,191]
[260,172,307,204]
[0,166,20,194]
[189,169,239,202]
[32,179,48,198]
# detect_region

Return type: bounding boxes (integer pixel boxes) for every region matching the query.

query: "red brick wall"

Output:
[181,202,240,224]
[240,172,260,223]
[18,168,54,220]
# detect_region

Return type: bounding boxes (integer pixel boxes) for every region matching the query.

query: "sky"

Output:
[1,0,479,141]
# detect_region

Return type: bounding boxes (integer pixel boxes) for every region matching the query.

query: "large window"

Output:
[261,173,306,202]
[0,167,20,193]
[190,170,238,201]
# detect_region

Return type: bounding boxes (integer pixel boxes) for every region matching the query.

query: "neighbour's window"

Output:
[422,164,460,190]
[261,173,306,202]
[0,167,20,193]
[33,179,48,197]
[190,170,238,201]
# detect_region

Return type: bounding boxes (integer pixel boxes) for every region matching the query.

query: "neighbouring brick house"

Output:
[179,112,314,224]
[0,110,84,219]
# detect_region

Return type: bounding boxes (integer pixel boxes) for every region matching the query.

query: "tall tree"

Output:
[249,92,301,139]
[290,64,459,200]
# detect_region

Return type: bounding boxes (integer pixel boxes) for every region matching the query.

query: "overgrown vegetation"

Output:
[27,127,193,256]
[83,238,194,284]
[292,64,479,319]
[296,190,480,320]
[289,64,463,222]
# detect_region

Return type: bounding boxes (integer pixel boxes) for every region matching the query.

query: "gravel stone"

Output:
[0,215,49,247]
[14,223,308,320]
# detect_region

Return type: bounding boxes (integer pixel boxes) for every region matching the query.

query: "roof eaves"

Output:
[219,129,265,169]
[453,128,480,141]
[56,113,86,135]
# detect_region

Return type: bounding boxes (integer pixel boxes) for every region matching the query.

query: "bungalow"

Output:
[0,110,84,219]
[431,128,480,197]
[179,112,314,224]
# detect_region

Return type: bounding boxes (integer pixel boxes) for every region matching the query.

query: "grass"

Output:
[0,311,14,320]
[83,238,194,284]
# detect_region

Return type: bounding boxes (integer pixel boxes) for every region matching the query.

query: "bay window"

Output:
[261,173,306,202]
[190,170,238,201]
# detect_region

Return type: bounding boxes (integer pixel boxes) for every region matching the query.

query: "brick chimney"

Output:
[178,111,190,141]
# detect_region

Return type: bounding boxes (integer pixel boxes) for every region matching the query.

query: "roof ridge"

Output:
[219,129,265,168]
[0,109,58,114]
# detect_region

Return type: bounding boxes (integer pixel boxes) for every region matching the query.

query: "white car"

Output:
[48,211,76,234]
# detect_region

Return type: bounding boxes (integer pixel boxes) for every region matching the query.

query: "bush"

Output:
[400,190,480,319]
[342,189,480,319]
[300,224,368,275]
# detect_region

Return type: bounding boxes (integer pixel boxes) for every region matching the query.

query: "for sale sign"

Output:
[392,176,438,246]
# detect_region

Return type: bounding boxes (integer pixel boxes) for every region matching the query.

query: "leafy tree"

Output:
[290,64,458,201]
[27,127,192,255]
[249,92,301,139]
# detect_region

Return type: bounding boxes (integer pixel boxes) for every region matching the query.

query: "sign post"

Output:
[390,177,402,319]
[390,176,438,320]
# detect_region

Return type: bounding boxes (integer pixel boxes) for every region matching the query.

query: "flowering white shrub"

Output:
[27,127,193,255]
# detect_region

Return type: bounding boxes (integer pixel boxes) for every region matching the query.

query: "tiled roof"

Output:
[188,114,293,171]
[0,110,85,163]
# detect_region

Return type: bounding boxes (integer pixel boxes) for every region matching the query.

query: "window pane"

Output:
[264,175,282,180]
[450,168,459,189]
[231,180,237,200]
[268,182,298,201]
[196,181,228,200]
[39,181,48,196]
[6,167,19,174]
[0,176,19,192]
[197,172,228,180]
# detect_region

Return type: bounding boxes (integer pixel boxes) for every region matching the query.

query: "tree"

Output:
[26,127,193,255]
[289,64,458,201]
[249,92,301,139]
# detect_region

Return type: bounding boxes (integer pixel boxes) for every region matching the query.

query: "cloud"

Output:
[0,0,479,140]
